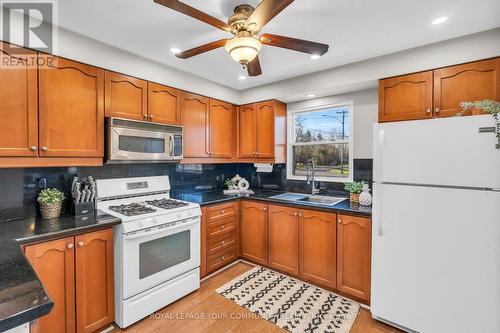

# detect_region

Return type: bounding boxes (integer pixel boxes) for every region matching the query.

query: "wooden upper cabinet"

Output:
[337,214,371,302]
[379,71,433,122]
[238,103,258,158]
[181,92,210,158]
[299,210,337,289]
[75,229,114,333]
[209,99,235,158]
[25,237,76,333]
[434,58,500,118]
[256,101,275,158]
[39,57,104,157]
[105,72,148,121]
[0,43,38,157]
[148,82,181,124]
[240,201,268,265]
[267,205,299,275]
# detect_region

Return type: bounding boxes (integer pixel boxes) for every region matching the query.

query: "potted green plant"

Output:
[37,188,65,219]
[344,181,368,204]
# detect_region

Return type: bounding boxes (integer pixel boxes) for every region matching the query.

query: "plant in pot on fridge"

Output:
[344,181,368,204]
[38,188,65,219]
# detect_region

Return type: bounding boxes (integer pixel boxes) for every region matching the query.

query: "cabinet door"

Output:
[104,71,148,121]
[25,237,75,333]
[434,58,500,118]
[299,210,337,288]
[268,205,299,275]
[337,214,371,302]
[378,71,433,122]
[200,207,207,278]
[39,57,104,157]
[148,82,181,124]
[209,99,235,158]
[256,101,275,158]
[240,201,268,265]
[75,229,114,333]
[0,43,38,157]
[181,92,210,158]
[238,104,257,158]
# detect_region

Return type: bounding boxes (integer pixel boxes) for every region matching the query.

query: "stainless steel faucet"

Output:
[306,159,320,195]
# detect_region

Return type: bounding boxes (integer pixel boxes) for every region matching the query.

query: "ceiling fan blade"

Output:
[247,56,262,77]
[176,40,228,59]
[260,33,329,56]
[245,0,294,32]
[154,0,232,32]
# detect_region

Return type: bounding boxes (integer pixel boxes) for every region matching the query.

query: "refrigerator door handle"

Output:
[374,129,385,182]
[376,187,384,236]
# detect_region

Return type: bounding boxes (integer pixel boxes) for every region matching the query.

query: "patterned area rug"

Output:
[216,266,360,333]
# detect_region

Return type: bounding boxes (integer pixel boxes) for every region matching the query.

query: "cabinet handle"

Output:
[299,213,302,217]
[221,241,225,245]
[434,107,440,113]
[30,146,37,151]
[143,114,148,119]
[294,212,298,216]
[221,210,225,214]
[77,241,85,247]
[338,219,342,224]
[255,152,259,155]
[221,225,225,230]
[67,243,74,249]
[426,108,431,114]
[263,207,267,211]
[221,256,225,261]
[149,115,154,119]
[41,146,48,152]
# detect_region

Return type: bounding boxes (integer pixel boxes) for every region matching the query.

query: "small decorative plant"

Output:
[38,188,65,219]
[344,181,368,204]
[225,178,237,190]
[458,100,500,149]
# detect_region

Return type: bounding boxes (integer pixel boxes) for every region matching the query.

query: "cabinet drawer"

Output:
[208,232,236,256]
[207,246,237,273]
[207,219,236,238]
[206,202,237,222]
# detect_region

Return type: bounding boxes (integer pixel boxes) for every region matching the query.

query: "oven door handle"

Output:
[123,219,199,241]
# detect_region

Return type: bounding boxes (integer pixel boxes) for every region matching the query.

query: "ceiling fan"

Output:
[153,0,329,77]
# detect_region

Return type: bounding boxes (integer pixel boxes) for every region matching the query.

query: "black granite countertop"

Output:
[174,190,372,217]
[0,212,121,332]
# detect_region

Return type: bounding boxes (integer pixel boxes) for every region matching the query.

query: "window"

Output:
[287,103,353,182]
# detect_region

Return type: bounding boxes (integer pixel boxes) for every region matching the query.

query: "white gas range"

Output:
[96,176,201,329]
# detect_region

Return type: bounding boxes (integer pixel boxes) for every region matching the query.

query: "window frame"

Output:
[286,101,354,183]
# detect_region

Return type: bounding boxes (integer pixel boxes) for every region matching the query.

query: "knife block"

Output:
[73,201,95,216]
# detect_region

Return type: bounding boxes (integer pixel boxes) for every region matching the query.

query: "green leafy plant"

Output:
[37,188,65,204]
[225,179,236,189]
[458,100,500,120]
[343,181,368,194]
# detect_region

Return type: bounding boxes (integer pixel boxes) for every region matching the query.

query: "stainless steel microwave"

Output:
[106,117,183,163]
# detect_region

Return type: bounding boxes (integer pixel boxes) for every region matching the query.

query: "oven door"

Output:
[121,218,200,299]
[109,126,174,161]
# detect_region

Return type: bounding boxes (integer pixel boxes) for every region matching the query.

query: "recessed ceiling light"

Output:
[306,93,316,98]
[238,75,247,80]
[310,54,321,60]
[170,47,181,54]
[431,16,448,25]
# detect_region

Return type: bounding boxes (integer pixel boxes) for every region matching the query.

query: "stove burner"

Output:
[109,203,157,216]
[145,198,189,210]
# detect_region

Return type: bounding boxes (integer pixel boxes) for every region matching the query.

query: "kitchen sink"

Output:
[298,195,347,206]
[268,193,347,206]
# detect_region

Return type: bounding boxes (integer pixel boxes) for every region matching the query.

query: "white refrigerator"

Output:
[371,115,500,333]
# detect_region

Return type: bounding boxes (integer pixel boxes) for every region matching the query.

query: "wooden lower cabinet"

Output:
[75,230,114,333]
[25,237,75,333]
[25,229,114,333]
[268,205,299,275]
[299,210,337,288]
[337,214,372,302]
[240,201,268,265]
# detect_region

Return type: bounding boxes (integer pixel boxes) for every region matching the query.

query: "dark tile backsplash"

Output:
[0,159,371,222]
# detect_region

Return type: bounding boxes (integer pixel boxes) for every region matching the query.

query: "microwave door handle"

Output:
[170,134,175,157]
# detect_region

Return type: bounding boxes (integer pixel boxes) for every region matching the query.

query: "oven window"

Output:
[139,230,191,279]
[119,135,165,154]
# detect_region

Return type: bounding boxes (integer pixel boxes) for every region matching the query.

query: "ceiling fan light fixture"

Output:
[225,37,262,65]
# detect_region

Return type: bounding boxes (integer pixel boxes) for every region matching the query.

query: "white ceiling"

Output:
[58,0,500,90]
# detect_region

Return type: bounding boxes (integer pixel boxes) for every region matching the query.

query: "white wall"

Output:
[240,28,500,104]
[287,89,378,159]
[4,11,241,104]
